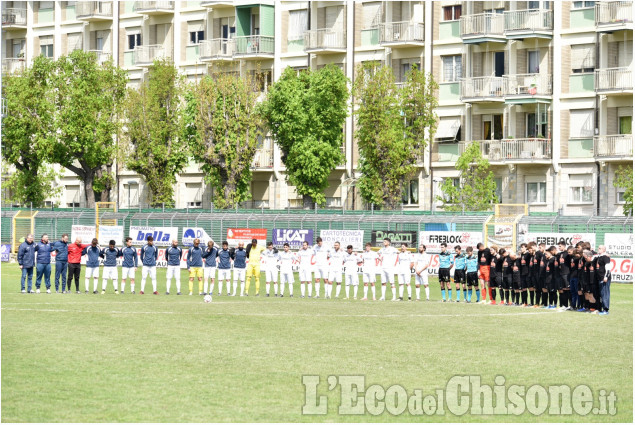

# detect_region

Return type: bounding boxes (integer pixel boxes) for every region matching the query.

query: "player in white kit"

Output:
[278,243,297,297]
[414,244,432,301]
[361,242,378,300]
[263,242,280,297]
[378,238,399,301]
[343,245,361,299]
[328,242,345,299]
[312,237,330,299]
[297,241,314,298]
[396,243,414,301]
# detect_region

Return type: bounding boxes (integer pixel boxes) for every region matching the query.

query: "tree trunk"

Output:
[303,194,314,210]
[224,181,238,208]
[84,171,96,208]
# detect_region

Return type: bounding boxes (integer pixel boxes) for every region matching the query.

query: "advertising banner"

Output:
[370,230,417,248]
[227,228,267,246]
[182,227,212,247]
[130,226,179,247]
[521,233,596,248]
[71,225,96,244]
[1,244,10,262]
[271,229,314,249]
[609,257,633,283]
[419,231,482,253]
[604,233,633,258]
[319,230,364,251]
[98,225,124,246]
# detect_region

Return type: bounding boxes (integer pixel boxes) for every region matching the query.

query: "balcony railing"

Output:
[252,149,274,169]
[460,139,552,161]
[379,21,424,44]
[460,13,505,39]
[594,134,633,157]
[76,2,113,19]
[595,1,633,27]
[134,45,167,66]
[595,67,633,91]
[133,1,174,13]
[200,1,234,7]
[238,200,270,209]
[460,76,504,100]
[234,36,274,56]
[2,8,27,26]
[503,73,553,96]
[304,28,346,51]
[2,58,25,75]
[199,39,235,61]
[87,50,112,64]
[504,9,553,33]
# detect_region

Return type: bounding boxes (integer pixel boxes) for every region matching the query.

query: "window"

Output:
[189,30,204,44]
[528,50,539,73]
[619,116,632,135]
[39,1,54,9]
[127,32,141,50]
[443,5,462,21]
[401,61,420,82]
[569,109,594,138]
[617,189,626,204]
[362,2,381,29]
[569,174,593,203]
[67,32,82,52]
[442,55,462,82]
[442,178,461,202]
[527,113,547,138]
[288,9,308,40]
[572,1,595,8]
[185,183,202,208]
[251,12,260,36]
[402,179,419,205]
[571,44,595,73]
[40,36,53,58]
[436,117,461,141]
[526,182,546,204]
[188,21,204,45]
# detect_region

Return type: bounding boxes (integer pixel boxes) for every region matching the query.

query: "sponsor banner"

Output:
[370,230,417,248]
[71,225,96,244]
[610,257,633,283]
[130,226,178,247]
[227,228,267,247]
[1,244,11,262]
[488,224,514,248]
[419,231,482,253]
[98,225,124,246]
[521,233,596,249]
[272,229,313,249]
[182,227,212,247]
[319,230,365,251]
[604,233,634,258]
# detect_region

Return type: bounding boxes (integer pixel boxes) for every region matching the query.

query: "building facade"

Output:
[2,1,633,215]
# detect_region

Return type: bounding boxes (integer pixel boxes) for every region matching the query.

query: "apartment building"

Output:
[1,1,632,215]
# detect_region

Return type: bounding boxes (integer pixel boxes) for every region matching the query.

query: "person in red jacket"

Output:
[67,237,89,294]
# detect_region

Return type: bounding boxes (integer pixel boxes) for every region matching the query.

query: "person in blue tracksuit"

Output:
[34,234,53,293]
[438,243,453,302]
[51,234,69,293]
[452,246,467,302]
[139,236,159,294]
[17,234,36,293]
[165,239,183,295]
[217,241,233,296]
[121,237,138,294]
[186,239,204,295]
[233,243,248,296]
[202,241,219,295]
[83,239,102,293]
[100,240,122,294]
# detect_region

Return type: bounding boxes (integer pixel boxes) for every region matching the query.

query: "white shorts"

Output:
[299,268,312,282]
[280,271,294,284]
[314,267,329,280]
[398,272,411,285]
[233,268,246,282]
[329,270,343,283]
[142,266,156,280]
[103,266,118,281]
[204,267,216,280]
[85,267,99,278]
[265,269,278,283]
[362,271,376,284]
[167,265,180,280]
[121,267,136,280]
[415,272,429,286]
[218,269,231,281]
[345,273,359,286]
[380,269,395,285]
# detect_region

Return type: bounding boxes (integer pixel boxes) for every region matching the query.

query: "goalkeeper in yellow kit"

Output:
[245,238,265,296]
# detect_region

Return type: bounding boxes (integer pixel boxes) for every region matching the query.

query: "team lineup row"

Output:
[15,233,612,314]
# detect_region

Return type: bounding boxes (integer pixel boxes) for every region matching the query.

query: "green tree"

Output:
[50,50,127,207]
[261,65,348,207]
[186,72,263,209]
[438,142,498,212]
[1,56,60,207]
[124,59,188,208]
[353,62,438,209]
[613,165,633,216]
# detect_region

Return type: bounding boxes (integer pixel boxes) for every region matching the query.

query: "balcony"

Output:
[503,73,552,103]
[460,139,552,162]
[87,50,112,65]
[234,36,274,59]
[460,13,506,44]
[303,29,346,53]
[504,9,553,39]
[134,45,168,66]
[2,58,25,75]
[251,149,274,169]
[595,1,633,31]
[378,21,424,47]
[200,1,234,7]
[76,2,113,21]
[460,76,504,102]
[199,39,235,62]
[594,134,633,158]
[133,1,174,15]
[595,67,632,93]
[2,8,27,29]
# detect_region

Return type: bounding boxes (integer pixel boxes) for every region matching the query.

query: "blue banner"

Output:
[271,229,313,249]
[1,244,11,262]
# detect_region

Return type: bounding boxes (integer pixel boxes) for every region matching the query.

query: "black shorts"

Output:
[454,270,465,284]
[467,272,478,287]
[559,274,570,290]
[520,274,529,289]
[439,268,451,283]
[490,274,502,288]
[583,282,597,294]
[533,275,543,291]
[512,274,521,290]
[502,275,512,290]
[546,276,557,292]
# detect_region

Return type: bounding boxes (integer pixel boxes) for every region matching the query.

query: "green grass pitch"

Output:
[1,264,632,422]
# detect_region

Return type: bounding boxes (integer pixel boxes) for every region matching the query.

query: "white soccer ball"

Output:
[203,294,212,303]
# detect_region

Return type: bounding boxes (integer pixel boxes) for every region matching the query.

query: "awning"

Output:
[435,117,461,139]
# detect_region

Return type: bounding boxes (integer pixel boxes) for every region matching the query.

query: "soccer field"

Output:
[1,265,632,422]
